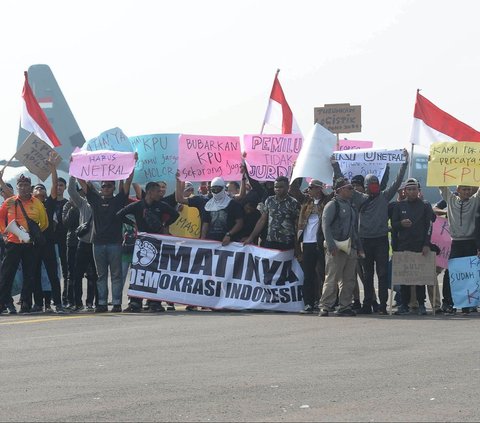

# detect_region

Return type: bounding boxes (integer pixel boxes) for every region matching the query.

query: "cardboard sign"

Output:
[69,149,136,181]
[83,127,133,152]
[15,133,62,181]
[314,103,361,133]
[130,134,179,190]
[128,233,304,312]
[178,134,242,182]
[427,141,480,186]
[430,217,451,268]
[392,251,436,286]
[338,140,373,150]
[169,205,202,239]
[242,134,303,181]
[448,256,480,309]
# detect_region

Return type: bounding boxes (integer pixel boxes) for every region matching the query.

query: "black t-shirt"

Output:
[117,199,179,233]
[86,190,127,244]
[53,198,68,243]
[203,200,244,241]
[187,195,208,221]
[43,196,57,241]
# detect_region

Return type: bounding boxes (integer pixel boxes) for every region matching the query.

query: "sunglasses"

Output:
[211,186,224,193]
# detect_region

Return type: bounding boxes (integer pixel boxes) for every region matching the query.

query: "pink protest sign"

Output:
[69,150,136,181]
[338,140,373,150]
[178,134,242,182]
[243,134,303,181]
[431,217,452,268]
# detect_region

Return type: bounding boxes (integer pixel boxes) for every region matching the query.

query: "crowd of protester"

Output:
[0,149,477,317]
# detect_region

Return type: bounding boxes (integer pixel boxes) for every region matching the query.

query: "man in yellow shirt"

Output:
[0,174,48,314]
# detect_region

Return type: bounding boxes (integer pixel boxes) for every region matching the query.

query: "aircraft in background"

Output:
[0,64,85,190]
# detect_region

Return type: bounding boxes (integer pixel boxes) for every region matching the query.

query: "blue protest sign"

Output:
[448,256,480,309]
[84,127,133,152]
[129,134,179,192]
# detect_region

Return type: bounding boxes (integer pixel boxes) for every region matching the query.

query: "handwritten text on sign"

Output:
[130,134,179,188]
[242,134,302,181]
[178,135,242,182]
[338,140,373,150]
[392,251,436,286]
[84,127,133,152]
[427,141,480,186]
[448,256,480,309]
[69,150,136,181]
[127,233,304,312]
[431,217,451,269]
[15,133,62,181]
[333,148,405,181]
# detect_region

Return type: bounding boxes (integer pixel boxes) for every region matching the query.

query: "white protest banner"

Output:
[127,233,304,312]
[448,256,480,309]
[129,134,179,189]
[431,217,451,269]
[69,149,136,181]
[83,127,134,152]
[333,148,405,181]
[178,134,243,182]
[242,134,303,181]
[15,133,62,181]
[290,123,336,184]
[392,251,436,286]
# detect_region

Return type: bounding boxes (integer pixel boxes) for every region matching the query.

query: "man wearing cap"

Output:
[439,183,480,314]
[245,176,299,251]
[290,178,330,313]
[391,178,433,315]
[0,174,49,314]
[319,177,362,317]
[201,176,244,245]
[337,150,409,315]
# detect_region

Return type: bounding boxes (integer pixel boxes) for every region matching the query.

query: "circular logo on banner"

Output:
[132,239,158,267]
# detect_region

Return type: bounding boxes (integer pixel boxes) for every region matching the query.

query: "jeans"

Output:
[360,236,389,307]
[93,243,123,306]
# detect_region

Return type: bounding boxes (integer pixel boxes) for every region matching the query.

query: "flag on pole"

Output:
[262,70,301,134]
[21,71,61,147]
[410,90,480,148]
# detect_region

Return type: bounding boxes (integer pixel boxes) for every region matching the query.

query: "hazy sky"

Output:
[2,0,480,158]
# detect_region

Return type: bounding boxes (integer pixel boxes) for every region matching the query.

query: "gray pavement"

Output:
[1,305,480,422]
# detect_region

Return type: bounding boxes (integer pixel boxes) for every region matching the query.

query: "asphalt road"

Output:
[1,305,479,422]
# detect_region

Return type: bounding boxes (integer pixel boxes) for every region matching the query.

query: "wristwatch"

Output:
[225,232,231,237]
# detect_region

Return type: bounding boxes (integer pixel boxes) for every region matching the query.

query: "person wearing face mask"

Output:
[201,177,244,246]
[346,149,409,315]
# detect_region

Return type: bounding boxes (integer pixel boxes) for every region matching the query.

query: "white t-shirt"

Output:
[302,199,320,243]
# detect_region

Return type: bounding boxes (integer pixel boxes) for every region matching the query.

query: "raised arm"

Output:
[47,152,59,200]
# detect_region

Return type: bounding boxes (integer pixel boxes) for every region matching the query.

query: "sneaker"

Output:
[44,305,53,313]
[95,305,108,313]
[372,301,380,313]
[65,303,76,311]
[55,306,66,314]
[461,307,470,315]
[417,305,427,316]
[185,305,198,311]
[166,303,176,311]
[6,304,17,315]
[351,300,362,311]
[111,305,122,313]
[86,304,95,312]
[313,301,320,313]
[300,305,314,314]
[319,309,329,317]
[356,305,372,315]
[123,305,142,313]
[73,305,84,312]
[31,305,43,313]
[19,304,31,314]
[145,304,165,313]
[335,308,356,317]
[378,305,388,315]
[394,305,410,315]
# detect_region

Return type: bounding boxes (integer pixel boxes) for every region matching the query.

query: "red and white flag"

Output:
[262,70,301,135]
[410,90,480,148]
[20,71,61,147]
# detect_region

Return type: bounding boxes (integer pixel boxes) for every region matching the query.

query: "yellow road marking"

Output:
[0,314,97,325]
